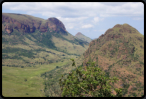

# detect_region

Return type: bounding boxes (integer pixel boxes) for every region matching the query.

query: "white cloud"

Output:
[57,17,88,23]
[132,17,143,20]
[2,2,144,37]
[56,16,88,30]
[3,2,144,18]
[81,24,93,29]
[91,16,104,25]
[68,26,74,29]
[94,17,99,22]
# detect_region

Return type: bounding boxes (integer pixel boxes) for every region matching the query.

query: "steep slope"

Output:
[82,24,144,97]
[2,13,89,67]
[75,32,92,43]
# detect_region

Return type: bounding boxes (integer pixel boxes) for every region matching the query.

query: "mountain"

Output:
[2,13,89,68]
[75,32,92,43]
[2,13,90,97]
[82,24,144,97]
[2,13,89,62]
[2,13,67,34]
[2,13,144,97]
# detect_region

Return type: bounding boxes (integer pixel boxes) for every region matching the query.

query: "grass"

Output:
[2,30,85,96]
[2,61,71,97]
[52,35,89,55]
[2,29,87,67]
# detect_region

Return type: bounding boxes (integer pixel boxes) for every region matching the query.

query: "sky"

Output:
[2,2,144,39]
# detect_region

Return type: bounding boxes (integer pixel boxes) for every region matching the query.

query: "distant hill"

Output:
[82,23,144,97]
[75,32,92,43]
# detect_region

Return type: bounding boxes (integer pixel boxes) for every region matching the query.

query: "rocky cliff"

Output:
[2,13,67,34]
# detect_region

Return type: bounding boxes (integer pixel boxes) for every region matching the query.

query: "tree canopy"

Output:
[59,59,123,97]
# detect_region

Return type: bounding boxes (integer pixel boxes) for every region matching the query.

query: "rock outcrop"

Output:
[47,17,66,33]
[2,13,67,34]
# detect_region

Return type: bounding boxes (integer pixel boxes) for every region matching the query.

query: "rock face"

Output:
[39,22,48,32]
[5,23,13,34]
[47,17,66,32]
[2,13,67,34]
[82,24,144,97]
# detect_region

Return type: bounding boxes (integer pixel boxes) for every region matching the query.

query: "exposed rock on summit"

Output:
[47,17,66,32]
[2,13,67,34]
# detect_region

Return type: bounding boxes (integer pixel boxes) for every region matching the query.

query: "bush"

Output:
[56,66,59,68]
[21,66,24,68]
[24,78,27,82]
[59,59,123,97]
[132,93,137,97]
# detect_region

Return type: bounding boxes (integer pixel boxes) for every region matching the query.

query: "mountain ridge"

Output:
[2,13,89,67]
[2,13,67,34]
[82,23,144,97]
[2,12,144,97]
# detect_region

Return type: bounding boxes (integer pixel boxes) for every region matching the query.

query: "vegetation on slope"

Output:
[82,24,144,97]
[59,59,123,97]
[2,13,46,23]
[75,32,92,43]
[2,28,89,67]
[41,58,124,97]
[2,13,143,97]
[2,21,89,97]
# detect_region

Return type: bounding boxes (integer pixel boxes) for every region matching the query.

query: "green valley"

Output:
[2,13,89,97]
[2,13,144,97]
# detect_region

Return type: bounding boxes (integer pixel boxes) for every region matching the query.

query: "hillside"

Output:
[2,13,89,97]
[2,13,89,68]
[82,24,144,97]
[2,13,144,97]
[75,32,92,43]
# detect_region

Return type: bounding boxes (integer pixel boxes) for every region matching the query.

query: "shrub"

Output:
[132,93,137,97]
[24,78,27,82]
[21,66,24,68]
[59,59,123,97]
[56,66,59,68]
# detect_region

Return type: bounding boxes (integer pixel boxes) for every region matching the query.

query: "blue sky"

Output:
[2,2,144,39]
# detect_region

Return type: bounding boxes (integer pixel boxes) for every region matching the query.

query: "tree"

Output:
[24,78,27,82]
[56,66,59,68]
[59,59,123,97]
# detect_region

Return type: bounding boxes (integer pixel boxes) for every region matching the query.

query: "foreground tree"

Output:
[59,59,123,97]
